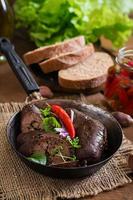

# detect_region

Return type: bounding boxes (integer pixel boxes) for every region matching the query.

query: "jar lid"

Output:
[116,47,133,72]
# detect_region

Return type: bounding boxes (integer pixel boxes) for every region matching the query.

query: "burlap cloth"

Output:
[0,102,133,200]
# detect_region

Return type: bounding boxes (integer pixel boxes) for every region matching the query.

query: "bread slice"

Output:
[23,36,85,65]
[58,52,114,90]
[39,44,95,74]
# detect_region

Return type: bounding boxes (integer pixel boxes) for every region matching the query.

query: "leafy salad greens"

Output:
[40,106,61,132]
[14,0,133,48]
[40,106,81,150]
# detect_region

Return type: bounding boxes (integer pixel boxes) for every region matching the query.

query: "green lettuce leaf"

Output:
[43,116,61,132]
[14,0,133,48]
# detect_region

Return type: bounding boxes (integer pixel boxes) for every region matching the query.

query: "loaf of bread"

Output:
[58,52,114,89]
[39,44,94,73]
[23,36,85,65]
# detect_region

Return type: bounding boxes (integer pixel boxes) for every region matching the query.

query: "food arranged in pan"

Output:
[17,102,107,167]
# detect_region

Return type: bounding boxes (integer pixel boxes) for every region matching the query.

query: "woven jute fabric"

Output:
[0,102,133,200]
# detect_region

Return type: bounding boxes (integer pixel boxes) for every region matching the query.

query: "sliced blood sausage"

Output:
[21,104,43,133]
[65,108,107,163]
[17,131,74,165]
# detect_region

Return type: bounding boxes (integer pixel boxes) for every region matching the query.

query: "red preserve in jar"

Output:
[104,47,133,116]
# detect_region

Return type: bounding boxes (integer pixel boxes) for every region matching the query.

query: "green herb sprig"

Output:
[66,136,81,149]
[51,146,77,162]
[40,106,51,117]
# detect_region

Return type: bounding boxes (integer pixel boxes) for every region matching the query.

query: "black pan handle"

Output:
[0,37,39,95]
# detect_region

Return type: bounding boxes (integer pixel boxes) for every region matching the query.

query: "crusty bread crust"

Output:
[39,44,95,73]
[58,52,114,89]
[23,36,85,65]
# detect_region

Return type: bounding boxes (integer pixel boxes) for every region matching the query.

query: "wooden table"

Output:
[0,33,133,200]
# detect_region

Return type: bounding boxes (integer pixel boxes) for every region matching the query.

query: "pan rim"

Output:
[6,100,123,171]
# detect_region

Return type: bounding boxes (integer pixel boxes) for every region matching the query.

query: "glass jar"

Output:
[0,0,14,62]
[104,47,133,116]
[0,0,14,37]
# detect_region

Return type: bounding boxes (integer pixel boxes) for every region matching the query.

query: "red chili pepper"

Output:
[51,105,75,139]
[119,77,130,89]
[105,67,118,97]
[127,87,133,97]
[128,61,133,67]
[105,76,121,98]
[117,88,128,106]
[122,102,133,115]
[120,69,129,77]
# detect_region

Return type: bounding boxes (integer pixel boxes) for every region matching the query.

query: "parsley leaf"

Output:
[40,106,51,117]
[66,136,81,149]
[27,152,47,165]
[43,116,61,132]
